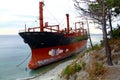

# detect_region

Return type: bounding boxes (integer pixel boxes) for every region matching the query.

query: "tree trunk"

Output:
[102,0,113,65]
[108,11,113,38]
[86,18,94,49]
[102,28,113,65]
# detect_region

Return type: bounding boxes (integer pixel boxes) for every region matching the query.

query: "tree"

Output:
[73,0,117,65]
[112,0,120,16]
[86,18,94,50]
[106,0,120,38]
[101,0,113,65]
[74,0,120,38]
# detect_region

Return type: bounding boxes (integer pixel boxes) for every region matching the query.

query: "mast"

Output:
[66,14,70,33]
[39,1,44,32]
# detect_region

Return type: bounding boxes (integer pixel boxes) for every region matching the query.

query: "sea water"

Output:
[87,34,103,47]
[0,35,31,80]
[0,34,103,80]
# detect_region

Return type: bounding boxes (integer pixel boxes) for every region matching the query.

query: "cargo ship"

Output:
[19,1,88,69]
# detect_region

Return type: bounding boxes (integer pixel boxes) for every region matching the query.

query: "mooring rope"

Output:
[16,53,31,67]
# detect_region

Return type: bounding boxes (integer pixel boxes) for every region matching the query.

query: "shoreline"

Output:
[30,60,73,80]
[18,60,73,80]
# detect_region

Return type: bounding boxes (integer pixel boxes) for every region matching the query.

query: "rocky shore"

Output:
[59,38,120,80]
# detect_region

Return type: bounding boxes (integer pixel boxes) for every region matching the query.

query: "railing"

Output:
[19,21,87,37]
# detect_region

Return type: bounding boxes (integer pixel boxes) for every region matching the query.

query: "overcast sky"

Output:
[0,0,102,35]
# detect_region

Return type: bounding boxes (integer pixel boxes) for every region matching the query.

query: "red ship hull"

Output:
[29,40,87,69]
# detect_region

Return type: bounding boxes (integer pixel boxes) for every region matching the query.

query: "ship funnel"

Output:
[66,14,70,33]
[39,1,44,32]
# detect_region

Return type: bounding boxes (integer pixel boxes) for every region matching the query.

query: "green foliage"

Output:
[86,44,100,52]
[106,0,114,9]
[89,3,101,12]
[86,47,92,52]
[100,40,104,47]
[115,8,120,15]
[112,28,120,38]
[76,35,88,41]
[108,26,120,39]
[113,0,120,8]
[88,0,120,19]
[63,65,71,75]
[74,63,81,72]
[93,44,99,50]
[81,61,86,70]
[106,0,120,15]
[62,63,81,78]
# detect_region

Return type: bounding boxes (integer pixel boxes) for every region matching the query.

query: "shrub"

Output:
[92,52,100,59]
[63,65,71,75]
[62,63,82,79]
[81,61,86,70]
[86,62,107,80]
[74,63,81,72]
[93,44,99,50]
[108,27,120,39]
[86,47,93,52]
[100,40,104,47]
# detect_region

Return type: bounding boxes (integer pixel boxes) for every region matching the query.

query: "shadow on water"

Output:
[29,53,78,76]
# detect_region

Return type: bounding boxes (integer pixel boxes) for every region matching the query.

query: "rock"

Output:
[118,61,120,65]
[76,71,89,80]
